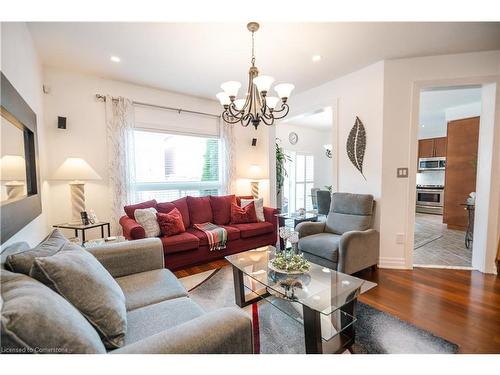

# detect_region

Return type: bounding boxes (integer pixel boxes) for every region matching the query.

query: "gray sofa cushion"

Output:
[325,192,374,235]
[4,229,76,275]
[30,247,127,349]
[0,270,106,354]
[116,269,188,311]
[298,233,340,263]
[124,297,204,346]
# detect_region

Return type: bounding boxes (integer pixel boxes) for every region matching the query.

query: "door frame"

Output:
[405,76,500,274]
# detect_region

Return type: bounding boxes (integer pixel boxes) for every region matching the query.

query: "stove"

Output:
[416,185,445,215]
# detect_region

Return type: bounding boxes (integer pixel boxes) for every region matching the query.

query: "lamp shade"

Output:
[216,92,231,106]
[52,158,101,181]
[253,75,275,93]
[248,164,263,180]
[0,155,26,181]
[221,81,241,98]
[274,83,295,99]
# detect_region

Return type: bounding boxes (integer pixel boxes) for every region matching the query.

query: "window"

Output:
[282,151,314,213]
[133,129,221,202]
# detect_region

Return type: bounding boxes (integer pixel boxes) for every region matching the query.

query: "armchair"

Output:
[296,192,379,274]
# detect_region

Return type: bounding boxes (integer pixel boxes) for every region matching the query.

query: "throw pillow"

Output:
[30,248,127,349]
[240,198,265,222]
[5,229,76,275]
[124,199,157,219]
[209,194,236,225]
[230,201,258,224]
[157,197,191,228]
[1,270,106,354]
[157,208,186,237]
[134,207,160,237]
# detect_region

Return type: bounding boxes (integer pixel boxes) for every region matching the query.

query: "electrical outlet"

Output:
[396,233,405,244]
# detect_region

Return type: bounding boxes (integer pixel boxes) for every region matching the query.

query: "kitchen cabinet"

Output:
[443,117,480,230]
[418,137,447,158]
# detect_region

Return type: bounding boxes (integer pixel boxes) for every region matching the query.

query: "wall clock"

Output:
[289,132,298,145]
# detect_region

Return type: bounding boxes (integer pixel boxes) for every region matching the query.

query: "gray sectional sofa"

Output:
[1,233,253,354]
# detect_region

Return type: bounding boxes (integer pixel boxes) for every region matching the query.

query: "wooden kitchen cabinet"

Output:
[433,137,447,157]
[443,117,480,230]
[418,137,447,158]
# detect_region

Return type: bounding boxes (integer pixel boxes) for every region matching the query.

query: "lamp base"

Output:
[69,181,86,225]
[250,180,260,199]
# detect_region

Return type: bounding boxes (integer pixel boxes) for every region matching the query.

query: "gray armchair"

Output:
[296,192,379,274]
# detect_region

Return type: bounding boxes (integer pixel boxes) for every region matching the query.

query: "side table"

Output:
[53,222,111,244]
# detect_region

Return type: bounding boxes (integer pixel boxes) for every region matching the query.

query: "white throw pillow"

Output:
[241,198,265,222]
[134,207,160,237]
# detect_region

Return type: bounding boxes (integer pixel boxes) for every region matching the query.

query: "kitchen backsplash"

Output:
[416,170,445,186]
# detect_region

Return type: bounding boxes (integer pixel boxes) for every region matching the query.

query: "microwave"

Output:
[418,157,446,171]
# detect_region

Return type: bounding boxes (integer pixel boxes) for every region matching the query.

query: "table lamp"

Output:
[248,164,263,199]
[0,155,27,200]
[52,158,101,224]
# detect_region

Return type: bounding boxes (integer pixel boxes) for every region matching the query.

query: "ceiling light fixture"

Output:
[312,54,322,62]
[216,22,294,130]
[110,56,121,63]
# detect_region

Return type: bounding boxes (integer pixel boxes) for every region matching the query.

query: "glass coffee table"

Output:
[226,246,376,354]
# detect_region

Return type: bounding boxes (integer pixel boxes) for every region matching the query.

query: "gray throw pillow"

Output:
[134,207,160,237]
[4,229,76,275]
[30,248,127,349]
[1,270,106,354]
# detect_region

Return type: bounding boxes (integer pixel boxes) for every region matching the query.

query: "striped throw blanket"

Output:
[193,222,228,251]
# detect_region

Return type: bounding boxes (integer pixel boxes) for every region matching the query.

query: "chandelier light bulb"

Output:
[266,96,280,110]
[221,81,241,99]
[234,99,246,111]
[216,92,231,106]
[253,75,275,94]
[274,83,295,99]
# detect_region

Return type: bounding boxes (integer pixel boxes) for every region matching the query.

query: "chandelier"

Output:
[216,22,294,129]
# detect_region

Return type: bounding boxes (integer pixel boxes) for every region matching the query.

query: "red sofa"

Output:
[119,195,278,270]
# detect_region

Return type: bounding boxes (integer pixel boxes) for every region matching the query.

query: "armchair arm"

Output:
[119,215,145,240]
[296,221,326,238]
[111,307,253,354]
[338,229,379,274]
[87,238,164,278]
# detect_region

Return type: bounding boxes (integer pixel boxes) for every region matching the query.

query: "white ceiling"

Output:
[28,22,500,100]
[284,107,332,130]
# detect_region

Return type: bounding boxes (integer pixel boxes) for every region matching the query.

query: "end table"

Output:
[53,222,111,244]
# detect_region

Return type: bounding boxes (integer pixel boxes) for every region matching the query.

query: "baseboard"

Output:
[378,256,408,269]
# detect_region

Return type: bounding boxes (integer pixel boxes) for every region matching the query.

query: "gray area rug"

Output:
[181,266,458,354]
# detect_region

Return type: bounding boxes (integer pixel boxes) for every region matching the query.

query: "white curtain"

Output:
[220,118,235,194]
[105,96,136,235]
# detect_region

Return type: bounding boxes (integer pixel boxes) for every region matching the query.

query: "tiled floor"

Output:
[413,213,472,268]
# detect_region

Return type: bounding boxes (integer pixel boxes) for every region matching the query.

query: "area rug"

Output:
[180,266,459,354]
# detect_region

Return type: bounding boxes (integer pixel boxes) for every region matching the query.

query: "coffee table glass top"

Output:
[226,246,375,316]
[276,212,318,220]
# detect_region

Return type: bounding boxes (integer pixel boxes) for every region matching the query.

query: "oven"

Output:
[418,157,446,171]
[416,186,444,214]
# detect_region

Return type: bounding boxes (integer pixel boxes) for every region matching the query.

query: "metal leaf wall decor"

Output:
[346,116,367,180]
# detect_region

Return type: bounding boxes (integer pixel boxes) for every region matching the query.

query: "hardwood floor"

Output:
[175,260,500,353]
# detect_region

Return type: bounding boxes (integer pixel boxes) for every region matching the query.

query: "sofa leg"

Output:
[371,264,378,271]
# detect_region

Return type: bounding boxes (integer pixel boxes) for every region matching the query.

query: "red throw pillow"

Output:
[210,195,236,225]
[230,201,258,224]
[156,208,186,237]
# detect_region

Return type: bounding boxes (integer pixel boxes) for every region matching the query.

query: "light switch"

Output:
[397,167,408,178]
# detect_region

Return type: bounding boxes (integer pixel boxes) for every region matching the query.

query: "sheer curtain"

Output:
[220,118,235,195]
[105,96,136,235]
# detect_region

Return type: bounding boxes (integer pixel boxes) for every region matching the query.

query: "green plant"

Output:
[276,143,291,194]
[324,185,333,193]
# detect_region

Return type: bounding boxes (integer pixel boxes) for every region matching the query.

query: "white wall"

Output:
[42,67,271,239]
[382,50,500,271]
[1,22,50,249]
[287,61,385,230]
[275,123,333,190]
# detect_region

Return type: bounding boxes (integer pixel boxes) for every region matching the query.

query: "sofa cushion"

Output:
[134,207,160,238]
[124,199,157,219]
[230,222,274,239]
[240,198,265,222]
[187,196,213,224]
[1,270,106,354]
[298,233,340,263]
[186,225,240,246]
[5,229,75,275]
[124,297,204,346]
[161,232,199,254]
[230,202,258,224]
[157,209,185,237]
[325,193,374,235]
[209,195,236,225]
[30,247,127,349]
[116,269,188,311]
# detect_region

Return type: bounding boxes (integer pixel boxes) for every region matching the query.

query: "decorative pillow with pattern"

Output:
[134,207,160,237]
[156,208,186,237]
[230,201,258,224]
[240,198,265,222]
